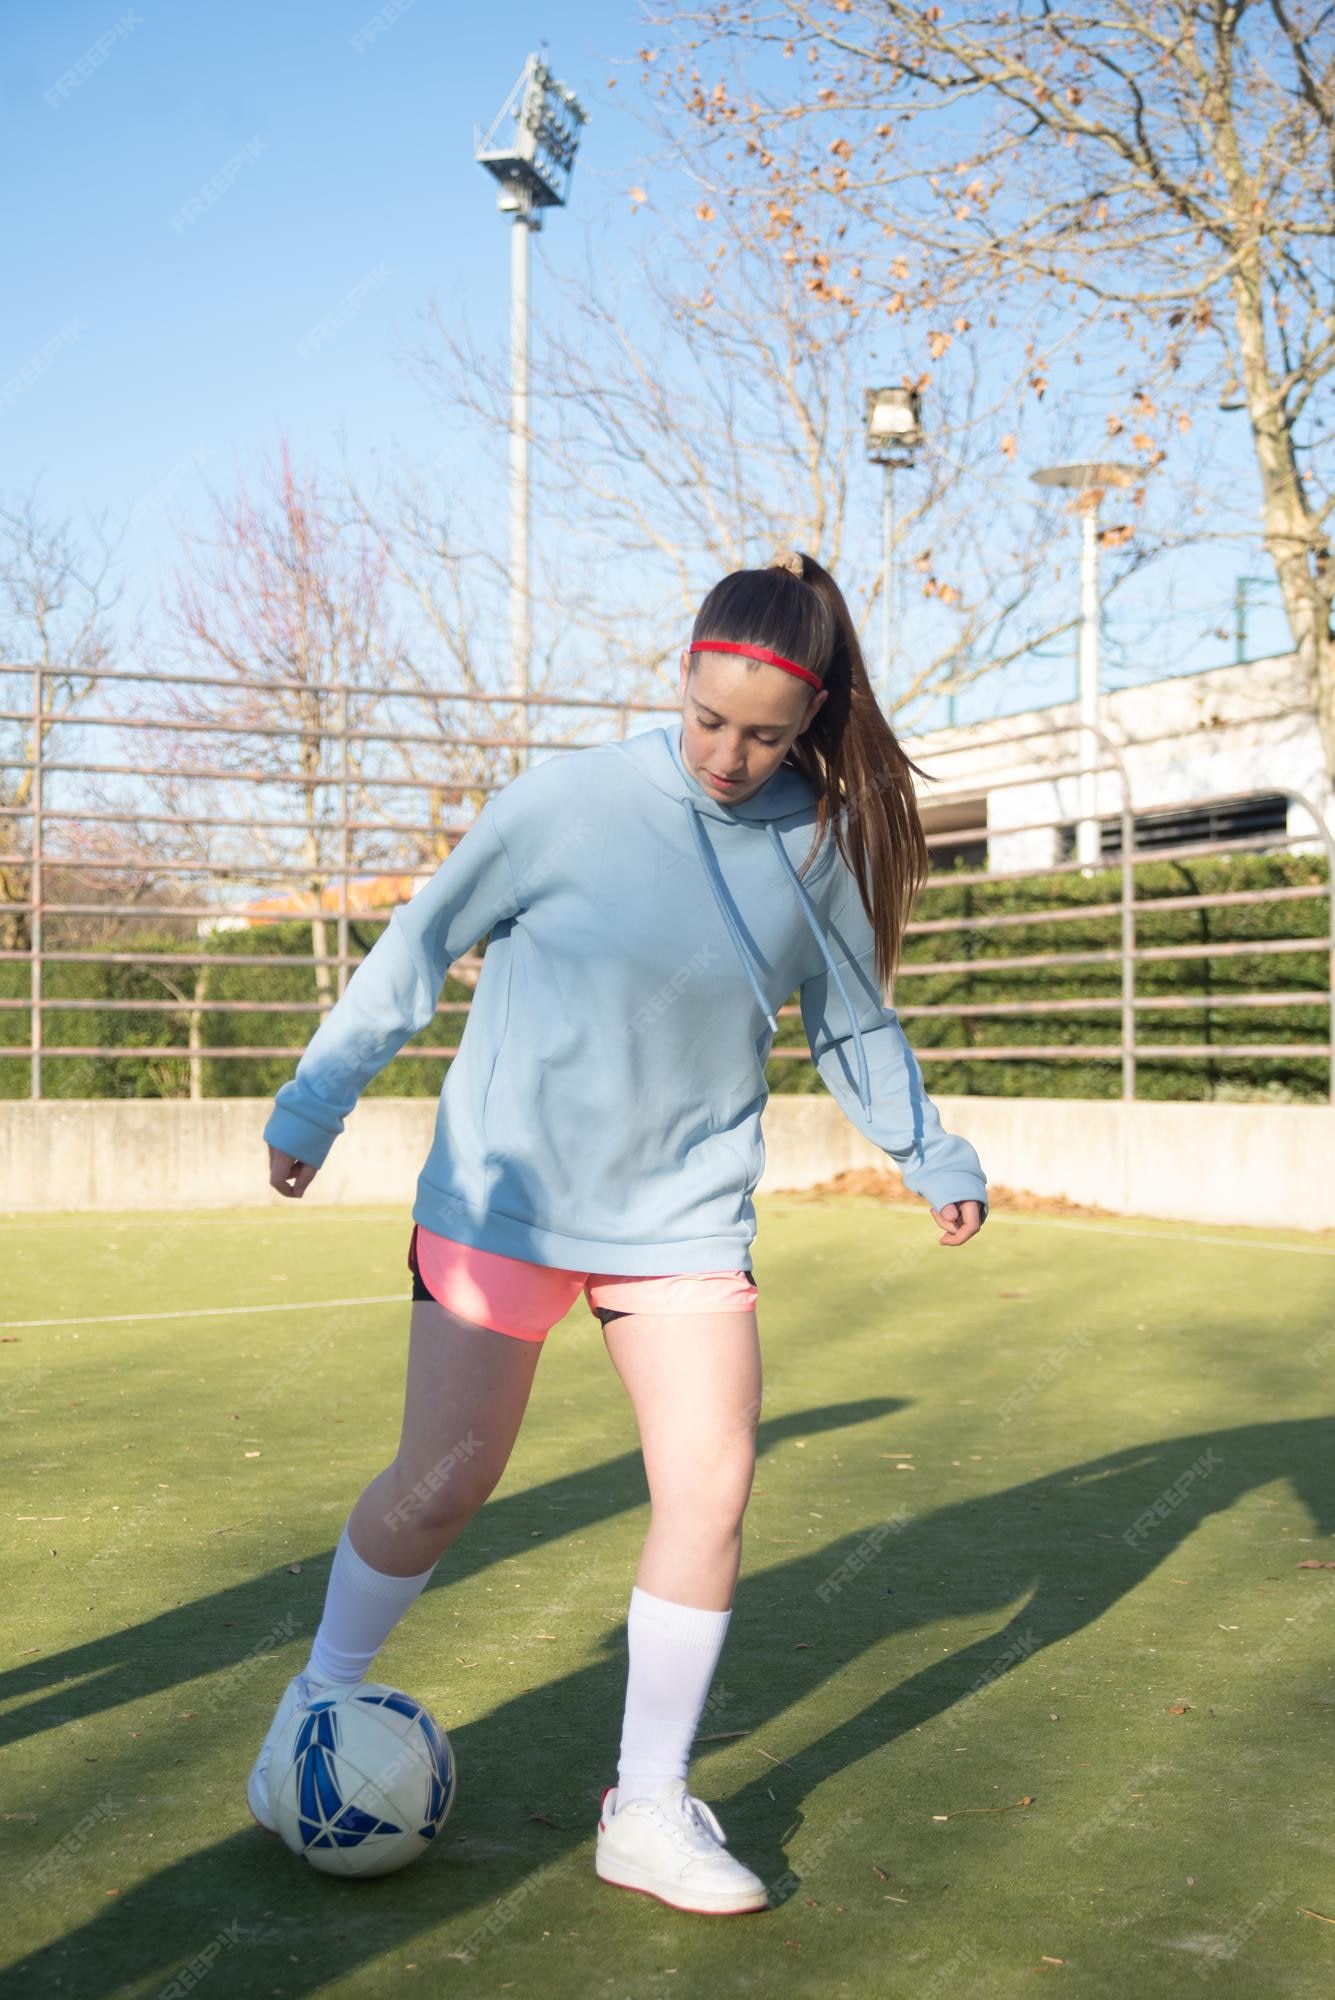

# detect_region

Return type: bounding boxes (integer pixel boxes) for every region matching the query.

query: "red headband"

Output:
[687,639,823,689]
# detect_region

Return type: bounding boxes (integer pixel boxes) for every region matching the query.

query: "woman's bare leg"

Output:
[597,1308,762,1818]
[345,1298,545,1577]
[601,1308,762,1609]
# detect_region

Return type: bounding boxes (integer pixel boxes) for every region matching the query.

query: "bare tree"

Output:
[644,0,1335,768]
[0,482,132,954]
[336,442,541,803]
[410,183,1143,726]
[148,438,409,1019]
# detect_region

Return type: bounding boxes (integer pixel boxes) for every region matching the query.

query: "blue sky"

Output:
[3,1,643,583]
[2,1,1295,727]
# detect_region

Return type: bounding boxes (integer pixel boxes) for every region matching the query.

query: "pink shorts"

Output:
[408,1223,759,1343]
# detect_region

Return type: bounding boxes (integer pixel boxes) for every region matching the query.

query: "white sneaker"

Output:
[246,1668,358,1833]
[595,1778,769,1915]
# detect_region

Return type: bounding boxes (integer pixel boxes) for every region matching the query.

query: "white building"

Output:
[904,649,1331,874]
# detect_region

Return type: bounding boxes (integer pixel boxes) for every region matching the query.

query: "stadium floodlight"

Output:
[1031,461,1138,867]
[864,385,923,465]
[476,53,588,225]
[864,387,925,713]
[474,55,588,777]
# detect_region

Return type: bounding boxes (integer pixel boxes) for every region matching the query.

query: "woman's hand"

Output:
[930,1199,983,1247]
[269,1145,319,1199]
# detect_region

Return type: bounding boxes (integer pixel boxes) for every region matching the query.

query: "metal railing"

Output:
[897,721,1333,1101]
[1,660,1330,1103]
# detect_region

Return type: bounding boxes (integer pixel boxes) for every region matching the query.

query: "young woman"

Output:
[249,550,987,1916]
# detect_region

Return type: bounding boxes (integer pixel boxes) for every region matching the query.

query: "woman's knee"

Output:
[383,1431,509,1538]
[649,1440,757,1538]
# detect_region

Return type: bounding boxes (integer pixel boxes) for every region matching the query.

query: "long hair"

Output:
[688,550,930,995]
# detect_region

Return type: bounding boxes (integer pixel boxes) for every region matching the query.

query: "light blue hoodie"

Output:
[262,720,988,1273]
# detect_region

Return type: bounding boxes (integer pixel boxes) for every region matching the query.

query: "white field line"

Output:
[979,1212,1335,1256]
[773,1202,1335,1257]
[4,1206,1327,1255]
[2,1211,1331,1334]
[0,1293,405,1331]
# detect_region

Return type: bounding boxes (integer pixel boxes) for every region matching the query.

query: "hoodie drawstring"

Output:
[680,796,872,1119]
[682,797,779,1034]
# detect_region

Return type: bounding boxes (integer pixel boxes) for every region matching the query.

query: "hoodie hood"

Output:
[617,724,873,1116]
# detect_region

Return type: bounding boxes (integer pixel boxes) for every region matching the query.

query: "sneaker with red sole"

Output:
[595,1779,769,1915]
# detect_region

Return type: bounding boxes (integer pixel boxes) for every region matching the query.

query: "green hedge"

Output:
[0,920,463,1102]
[2,850,1329,1104]
[772,848,1329,1105]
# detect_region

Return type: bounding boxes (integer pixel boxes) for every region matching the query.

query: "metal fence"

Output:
[1,659,1331,1102]
[896,721,1333,1102]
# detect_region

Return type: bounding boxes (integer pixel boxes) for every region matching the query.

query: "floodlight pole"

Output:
[1030,459,1137,869]
[864,386,924,717]
[881,460,895,714]
[1076,499,1100,865]
[510,197,533,780]
[475,53,588,776]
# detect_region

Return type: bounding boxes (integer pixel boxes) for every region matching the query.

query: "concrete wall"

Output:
[2,1095,1331,1232]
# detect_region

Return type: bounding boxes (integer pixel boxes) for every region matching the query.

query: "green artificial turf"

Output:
[2,1195,1333,1998]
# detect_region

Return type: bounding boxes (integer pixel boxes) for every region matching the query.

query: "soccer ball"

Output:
[269,1682,455,1877]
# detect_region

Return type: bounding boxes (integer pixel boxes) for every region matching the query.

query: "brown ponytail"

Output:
[688,550,930,994]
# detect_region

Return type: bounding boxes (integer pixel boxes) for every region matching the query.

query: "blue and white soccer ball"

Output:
[269,1682,455,1877]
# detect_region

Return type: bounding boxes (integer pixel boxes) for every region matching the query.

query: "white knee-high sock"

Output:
[305,1524,438,1687]
[616,1584,732,1804]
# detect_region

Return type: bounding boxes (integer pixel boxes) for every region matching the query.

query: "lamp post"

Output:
[864,386,924,714]
[476,53,587,775]
[1030,460,1136,866]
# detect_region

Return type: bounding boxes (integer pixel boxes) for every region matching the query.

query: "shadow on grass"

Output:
[5,1407,1333,1993]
